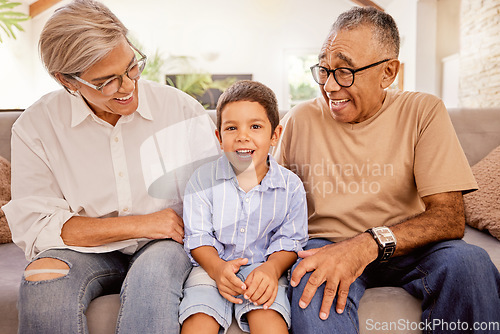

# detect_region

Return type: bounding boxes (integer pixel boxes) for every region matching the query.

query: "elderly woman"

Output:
[2,0,220,333]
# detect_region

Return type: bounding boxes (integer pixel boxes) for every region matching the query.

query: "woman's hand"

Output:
[141,208,185,244]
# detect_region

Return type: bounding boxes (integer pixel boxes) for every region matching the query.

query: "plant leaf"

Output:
[0,1,29,42]
[0,3,23,11]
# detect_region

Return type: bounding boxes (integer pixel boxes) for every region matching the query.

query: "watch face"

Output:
[370,227,396,261]
[374,227,396,246]
[378,232,394,244]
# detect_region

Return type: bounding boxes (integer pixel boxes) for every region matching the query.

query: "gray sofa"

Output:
[0,107,499,334]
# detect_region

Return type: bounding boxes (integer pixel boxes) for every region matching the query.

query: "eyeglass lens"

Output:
[101,58,147,96]
[311,66,354,87]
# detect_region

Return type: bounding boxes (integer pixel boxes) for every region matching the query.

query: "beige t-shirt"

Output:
[275,89,477,242]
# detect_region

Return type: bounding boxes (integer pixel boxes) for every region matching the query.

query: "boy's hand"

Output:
[243,262,280,309]
[213,258,249,304]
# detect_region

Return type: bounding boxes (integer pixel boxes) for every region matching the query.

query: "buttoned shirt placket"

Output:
[109,116,133,217]
[234,183,256,261]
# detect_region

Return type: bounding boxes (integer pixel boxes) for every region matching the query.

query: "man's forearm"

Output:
[389,191,465,257]
[352,191,465,263]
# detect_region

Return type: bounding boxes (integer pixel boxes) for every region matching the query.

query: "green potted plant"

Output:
[0,0,29,43]
[127,39,236,109]
[165,55,237,109]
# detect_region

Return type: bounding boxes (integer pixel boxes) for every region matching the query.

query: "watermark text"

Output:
[366,318,500,332]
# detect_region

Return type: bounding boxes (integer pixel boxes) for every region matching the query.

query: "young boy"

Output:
[180,80,308,334]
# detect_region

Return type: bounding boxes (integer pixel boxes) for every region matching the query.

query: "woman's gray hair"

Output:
[331,7,400,58]
[39,0,129,82]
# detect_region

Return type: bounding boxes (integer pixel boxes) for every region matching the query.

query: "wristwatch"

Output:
[366,226,397,262]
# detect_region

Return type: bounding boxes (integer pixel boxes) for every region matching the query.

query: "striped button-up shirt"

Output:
[183,154,308,265]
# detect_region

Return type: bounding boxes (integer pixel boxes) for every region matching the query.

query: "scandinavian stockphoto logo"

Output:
[289,159,395,197]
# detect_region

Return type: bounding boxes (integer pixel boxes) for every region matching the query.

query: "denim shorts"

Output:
[179,262,291,333]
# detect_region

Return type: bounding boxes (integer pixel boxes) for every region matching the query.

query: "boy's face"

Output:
[216,101,282,176]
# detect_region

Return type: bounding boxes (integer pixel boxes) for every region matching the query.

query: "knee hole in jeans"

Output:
[24,258,70,282]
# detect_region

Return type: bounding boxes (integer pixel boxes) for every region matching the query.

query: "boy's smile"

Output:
[216,101,282,184]
[235,149,254,160]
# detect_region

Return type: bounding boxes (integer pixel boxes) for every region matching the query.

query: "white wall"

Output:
[436,0,461,97]
[386,0,461,99]
[4,0,459,110]
[385,0,418,92]
[459,0,500,107]
[386,0,440,95]
[2,0,355,110]
[0,2,60,109]
[442,53,459,107]
[415,0,438,95]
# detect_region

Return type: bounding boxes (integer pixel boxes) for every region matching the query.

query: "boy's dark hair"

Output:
[216,80,279,135]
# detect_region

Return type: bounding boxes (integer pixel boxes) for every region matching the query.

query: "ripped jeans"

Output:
[18,239,192,334]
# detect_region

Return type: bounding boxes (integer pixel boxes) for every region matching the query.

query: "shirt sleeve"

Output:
[3,126,74,260]
[266,176,309,257]
[183,167,225,265]
[413,99,478,197]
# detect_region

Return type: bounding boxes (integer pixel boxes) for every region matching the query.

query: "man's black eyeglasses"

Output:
[310,59,391,88]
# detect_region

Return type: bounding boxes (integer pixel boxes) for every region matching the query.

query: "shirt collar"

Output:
[215,153,287,191]
[70,80,153,128]
[136,80,153,121]
[70,94,93,127]
[215,154,235,180]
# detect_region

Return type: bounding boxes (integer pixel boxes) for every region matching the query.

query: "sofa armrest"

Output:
[0,111,23,162]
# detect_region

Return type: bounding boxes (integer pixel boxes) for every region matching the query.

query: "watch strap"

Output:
[366,227,397,262]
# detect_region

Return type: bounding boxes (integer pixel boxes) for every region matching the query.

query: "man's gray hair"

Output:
[332,7,400,58]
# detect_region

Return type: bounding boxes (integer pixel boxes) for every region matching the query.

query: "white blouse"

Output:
[3,80,221,260]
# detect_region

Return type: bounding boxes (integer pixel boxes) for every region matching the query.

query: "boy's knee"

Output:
[182,313,220,332]
[247,309,288,332]
[24,258,70,282]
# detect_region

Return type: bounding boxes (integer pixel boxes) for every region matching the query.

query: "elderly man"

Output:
[275,7,500,333]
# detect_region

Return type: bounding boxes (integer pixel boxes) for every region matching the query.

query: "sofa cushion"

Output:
[464,145,500,240]
[0,242,27,334]
[448,108,500,166]
[0,155,11,244]
[0,204,11,244]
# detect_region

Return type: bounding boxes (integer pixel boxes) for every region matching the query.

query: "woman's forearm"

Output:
[61,208,185,246]
[61,215,143,247]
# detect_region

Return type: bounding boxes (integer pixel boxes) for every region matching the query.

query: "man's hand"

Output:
[290,234,377,320]
[212,258,249,304]
[244,262,281,309]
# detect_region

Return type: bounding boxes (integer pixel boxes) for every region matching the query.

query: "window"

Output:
[286,50,321,109]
